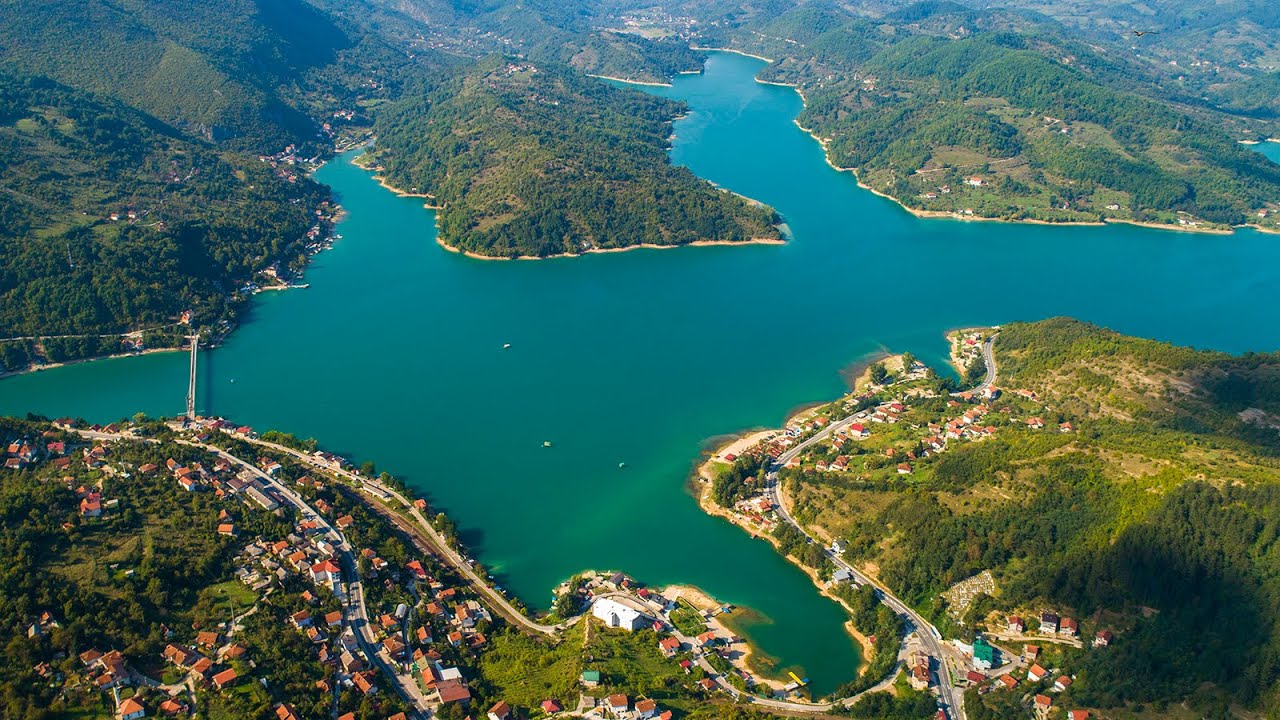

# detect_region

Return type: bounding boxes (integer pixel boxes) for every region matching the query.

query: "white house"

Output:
[592,597,650,631]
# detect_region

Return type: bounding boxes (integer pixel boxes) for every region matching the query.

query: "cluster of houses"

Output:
[152,453,284,512]
[1006,612,1083,641]
[574,574,784,704]
[4,430,71,471]
[958,612,1119,718]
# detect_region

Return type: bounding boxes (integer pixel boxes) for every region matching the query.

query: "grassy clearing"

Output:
[477,624,584,713]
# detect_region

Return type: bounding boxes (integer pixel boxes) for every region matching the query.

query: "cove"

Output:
[4,51,1280,696]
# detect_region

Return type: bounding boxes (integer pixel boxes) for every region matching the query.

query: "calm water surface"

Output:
[5,52,1280,694]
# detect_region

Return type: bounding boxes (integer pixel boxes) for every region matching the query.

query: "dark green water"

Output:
[5,51,1280,695]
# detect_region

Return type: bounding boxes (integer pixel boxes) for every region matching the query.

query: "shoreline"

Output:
[660,585,793,693]
[693,466,875,680]
[710,49,1277,237]
[0,346,185,381]
[434,234,785,261]
[589,73,672,87]
[357,152,788,260]
[691,46,775,63]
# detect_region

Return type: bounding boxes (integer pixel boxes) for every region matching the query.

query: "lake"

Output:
[4,51,1280,696]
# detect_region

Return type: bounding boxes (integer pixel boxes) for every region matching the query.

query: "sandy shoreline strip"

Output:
[0,347,184,381]
[691,46,775,63]
[589,73,672,87]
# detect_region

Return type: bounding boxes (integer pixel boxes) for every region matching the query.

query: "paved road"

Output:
[178,437,432,717]
[235,435,561,635]
[760,334,1000,719]
[67,427,431,719]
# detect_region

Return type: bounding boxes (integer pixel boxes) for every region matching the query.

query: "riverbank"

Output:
[587,73,672,87]
[691,47,775,63]
[0,346,184,381]
[694,471,874,681]
[695,424,884,682]
[435,235,785,261]
[661,585,793,693]
[358,153,786,261]
[725,50,1273,237]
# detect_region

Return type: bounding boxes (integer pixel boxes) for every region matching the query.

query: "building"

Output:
[487,700,511,720]
[119,697,146,720]
[608,693,629,714]
[1094,630,1113,647]
[592,597,649,631]
[908,652,931,691]
[581,670,601,688]
[1039,612,1060,634]
[1027,664,1048,682]
[972,636,996,670]
[1007,616,1024,634]
[635,699,658,718]
[658,637,681,658]
[212,668,238,690]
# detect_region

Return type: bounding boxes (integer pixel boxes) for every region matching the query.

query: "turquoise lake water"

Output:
[4,51,1280,695]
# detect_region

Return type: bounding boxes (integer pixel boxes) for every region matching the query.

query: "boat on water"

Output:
[543,441,552,447]
[503,343,512,349]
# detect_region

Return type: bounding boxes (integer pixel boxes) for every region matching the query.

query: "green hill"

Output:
[370,59,781,257]
[640,0,1280,230]
[0,73,326,350]
[753,318,1280,716]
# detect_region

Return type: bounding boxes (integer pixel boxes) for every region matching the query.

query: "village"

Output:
[697,329,1122,719]
[5,413,791,720]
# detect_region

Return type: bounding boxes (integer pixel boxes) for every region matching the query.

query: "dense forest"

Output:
[0,73,328,348]
[671,0,1280,229]
[371,59,781,257]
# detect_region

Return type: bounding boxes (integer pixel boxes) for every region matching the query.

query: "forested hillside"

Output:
[623,0,1280,230]
[371,59,781,257]
[771,318,1280,717]
[0,73,327,352]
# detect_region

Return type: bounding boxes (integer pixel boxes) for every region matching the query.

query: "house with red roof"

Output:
[310,559,341,585]
[119,696,146,720]
[212,668,238,690]
[659,636,682,657]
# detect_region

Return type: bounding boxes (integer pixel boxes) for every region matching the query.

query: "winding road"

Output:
[63,331,997,719]
[67,426,431,719]
[759,333,998,719]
